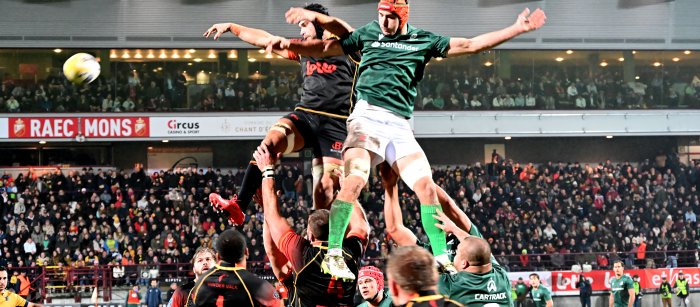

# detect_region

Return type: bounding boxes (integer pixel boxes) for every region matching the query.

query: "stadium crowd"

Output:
[0,151,698,282]
[2,65,700,113]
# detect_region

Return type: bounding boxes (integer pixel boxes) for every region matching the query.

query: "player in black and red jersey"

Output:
[204,3,358,225]
[252,144,368,307]
[187,229,280,307]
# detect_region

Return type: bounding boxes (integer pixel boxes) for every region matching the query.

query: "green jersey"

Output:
[530,286,552,307]
[610,275,634,307]
[438,227,512,307]
[357,291,392,307]
[417,234,459,262]
[340,21,451,118]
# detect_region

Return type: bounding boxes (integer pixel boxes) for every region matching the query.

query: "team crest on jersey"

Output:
[409,33,417,41]
[487,279,497,293]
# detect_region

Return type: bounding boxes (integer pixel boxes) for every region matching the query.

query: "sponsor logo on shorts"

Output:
[330,141,343,152]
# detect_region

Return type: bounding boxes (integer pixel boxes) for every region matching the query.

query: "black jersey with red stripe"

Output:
[188,262,276,307]
[395,291,464,307]
[280,232,364,307]
[288,49,358,118]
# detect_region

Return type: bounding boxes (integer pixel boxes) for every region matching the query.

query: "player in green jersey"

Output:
[609,260,635,307]
[377,161,511,306]
[269,0,546,280]
[387,246,463,307]
[379,163,471,258]
[357,266,392,307]
[436,212,513,307]
[529,273,553,307]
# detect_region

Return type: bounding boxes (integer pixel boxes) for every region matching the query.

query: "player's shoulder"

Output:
[443,297,465,307]
[407,25,443,38]
[353,21,380,35]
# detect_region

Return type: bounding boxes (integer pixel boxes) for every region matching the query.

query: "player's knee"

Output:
[317,174,335,194]
[413,177,435,195]
[345,157,370,183]
[400,157,432,191]
[312,164,324,184]
[268,122,295,154]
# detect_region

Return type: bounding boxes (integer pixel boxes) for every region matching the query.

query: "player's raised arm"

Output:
[446,8,546,57]
[435,186,472,234]
[380,163,418,246]
[253,144,292,244]
[284,7,355,38]
[267,37,345,58]
[433,210,470,243]
[204,22,291,59]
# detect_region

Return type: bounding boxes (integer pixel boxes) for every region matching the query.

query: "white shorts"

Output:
[344,100,424,167]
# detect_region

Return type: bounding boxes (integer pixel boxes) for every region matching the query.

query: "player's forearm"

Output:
[628,293,635,307]
[286,39,342,57]
[384,185,417,245]
[230,23,276,48]
[348,201,370,240]
[314,14,354,38]
[436,186,472,233]
[470,24,522,52]
[450,24,522,56]
[263,222,290,280]
[261,179,288,228]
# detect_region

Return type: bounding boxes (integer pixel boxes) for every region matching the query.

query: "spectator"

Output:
[576,274,592,307]
[145,278,162,307]
[6,96,19,112]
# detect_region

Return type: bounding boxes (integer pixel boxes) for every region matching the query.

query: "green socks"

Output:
[328,199,354,251]
[421,204,448,257]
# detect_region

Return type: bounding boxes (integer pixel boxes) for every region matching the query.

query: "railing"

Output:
[10,249,698,302]
[484,249,699,272]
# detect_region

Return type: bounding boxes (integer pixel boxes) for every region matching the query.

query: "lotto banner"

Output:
[551,268,700,295]
[148,116,279,138]
[8,117,149,139]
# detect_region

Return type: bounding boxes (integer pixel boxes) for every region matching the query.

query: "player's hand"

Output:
[264,36,290,54]
[285,7,317,25]
[253,144,281,171]
[514,8,546,33]
[378,162,399,189]
[203,23,233,40]
[433,209,459,235]
[334,169,344,188]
